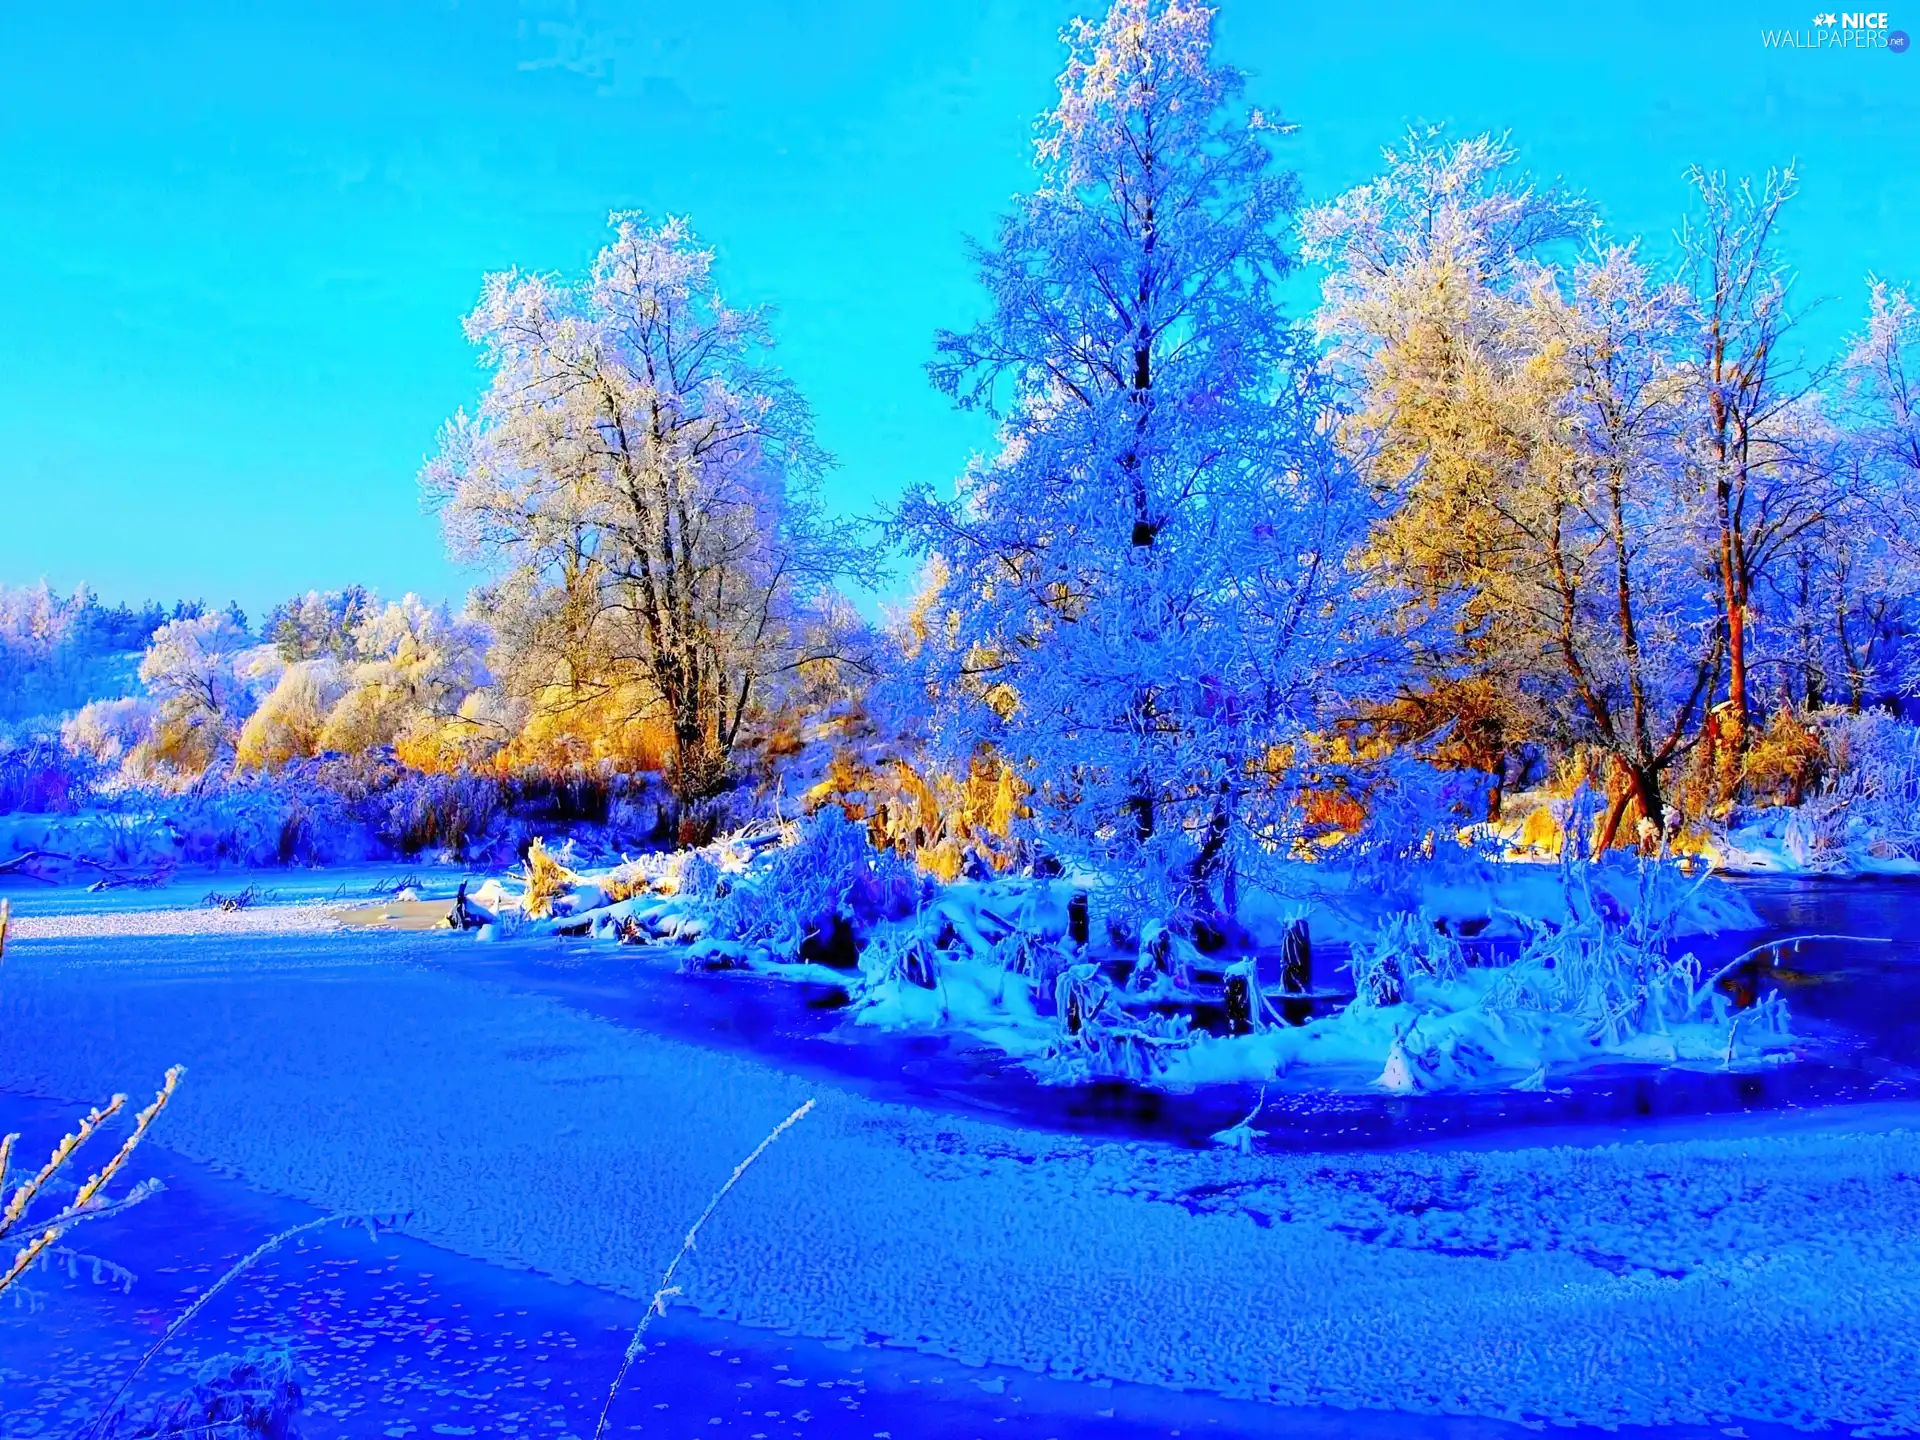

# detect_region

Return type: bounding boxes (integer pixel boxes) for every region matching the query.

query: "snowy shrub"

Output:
[62,696,156,771]
[1422,857,1784,1069]
[672,849,723,900]
[160,773,366,867]
[1045,961,1193,1084]
[1721,708,1920,873]
[857,922,942,992]
[708,808,920,958]
[316,595,489,758]
[1317,747,1502,894]
[0,735,95,814]
[1349,910,1465,1007]
[1743,707,1826,806]
[372,768,506,858]
[521,838,577,918]
[1802,708,1920,863]
[1484,896,1702,1045]
[235,659,348,770]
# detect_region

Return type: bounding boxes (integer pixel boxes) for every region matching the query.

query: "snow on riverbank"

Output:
[7,900,337,940]
[1712,804,1920,878]
[453,815,1777,1094]
[0,927,1915,1433]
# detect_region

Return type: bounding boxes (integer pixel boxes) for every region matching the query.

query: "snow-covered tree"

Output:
[1300,130,1594,812]
[232,596,490,769]
[424,214,857,819]
[1795,275,1920,706]
[235,659,348,770]
[319,596,490,759]
[1678,166,1832,775]
[261,586,376,662]
[134,610,254,778]
[61,695,156,770]
[1847,276,1920,477]
[1305,134,1728,841]
[897,0,1384,917]
[1533,249,1726,838]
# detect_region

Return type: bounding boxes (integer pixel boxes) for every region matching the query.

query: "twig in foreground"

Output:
[87,1211,394,1438]
[1,1066,184,1297]
[592,1098,816,1440]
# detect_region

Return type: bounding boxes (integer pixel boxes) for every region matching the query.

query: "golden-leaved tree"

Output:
[423,215,861,829]
[1305,131,1724,845]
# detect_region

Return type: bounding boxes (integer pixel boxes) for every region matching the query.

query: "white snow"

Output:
[455,818,1776,1095]
[0,918,1915,1433]
[7,901,337,940]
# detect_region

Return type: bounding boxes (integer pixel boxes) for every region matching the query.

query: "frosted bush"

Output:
[1335,750,1496,875]
[673,850,723,900]
[317,595,490,756]
[97,1346,304,1440]
[1389,856,1789,1073]
[235,659,348,770]
[161,773,366,867]
[857,923,940,991]
[1349,910,1465,1007]
[373,769,505,858]
[708,809,921,958]
[1045,961,1193,1084]
[62,697,156,772]
[1794,708,1920,866]
[0,735,95,815]
[1722,709,1920,873]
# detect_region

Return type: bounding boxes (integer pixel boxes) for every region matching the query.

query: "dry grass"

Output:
[805,750,1024,880]
[521,837,577,919]
[591,1099,815,1440]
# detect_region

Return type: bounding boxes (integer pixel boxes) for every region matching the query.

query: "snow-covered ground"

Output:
[2,899,1916,1434]
[1712,805,1920,878]
[448,819,1782,1096]
[8,900,337,940]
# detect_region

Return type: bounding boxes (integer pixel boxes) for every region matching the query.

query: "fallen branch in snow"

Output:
[0,850,60,883]
[0,848,149,886]
[592,1098,817,1440]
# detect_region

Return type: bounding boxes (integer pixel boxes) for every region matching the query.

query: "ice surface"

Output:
[1,921,1916,1432]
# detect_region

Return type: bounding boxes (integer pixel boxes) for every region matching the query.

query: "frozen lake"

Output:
[2,867,1918,1437]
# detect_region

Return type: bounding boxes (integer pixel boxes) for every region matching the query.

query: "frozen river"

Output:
[2,869,1918,1437]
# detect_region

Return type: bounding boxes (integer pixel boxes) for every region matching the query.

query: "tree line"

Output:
[21,0,1920,912]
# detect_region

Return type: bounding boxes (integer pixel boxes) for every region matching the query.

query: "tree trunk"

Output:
[1190,781,1231,884]
[1127,791,1155,844]
[1594,761,1664,853]
[1720,521,1749,774]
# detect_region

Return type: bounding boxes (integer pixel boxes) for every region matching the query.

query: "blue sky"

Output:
[2,0,1915,622]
